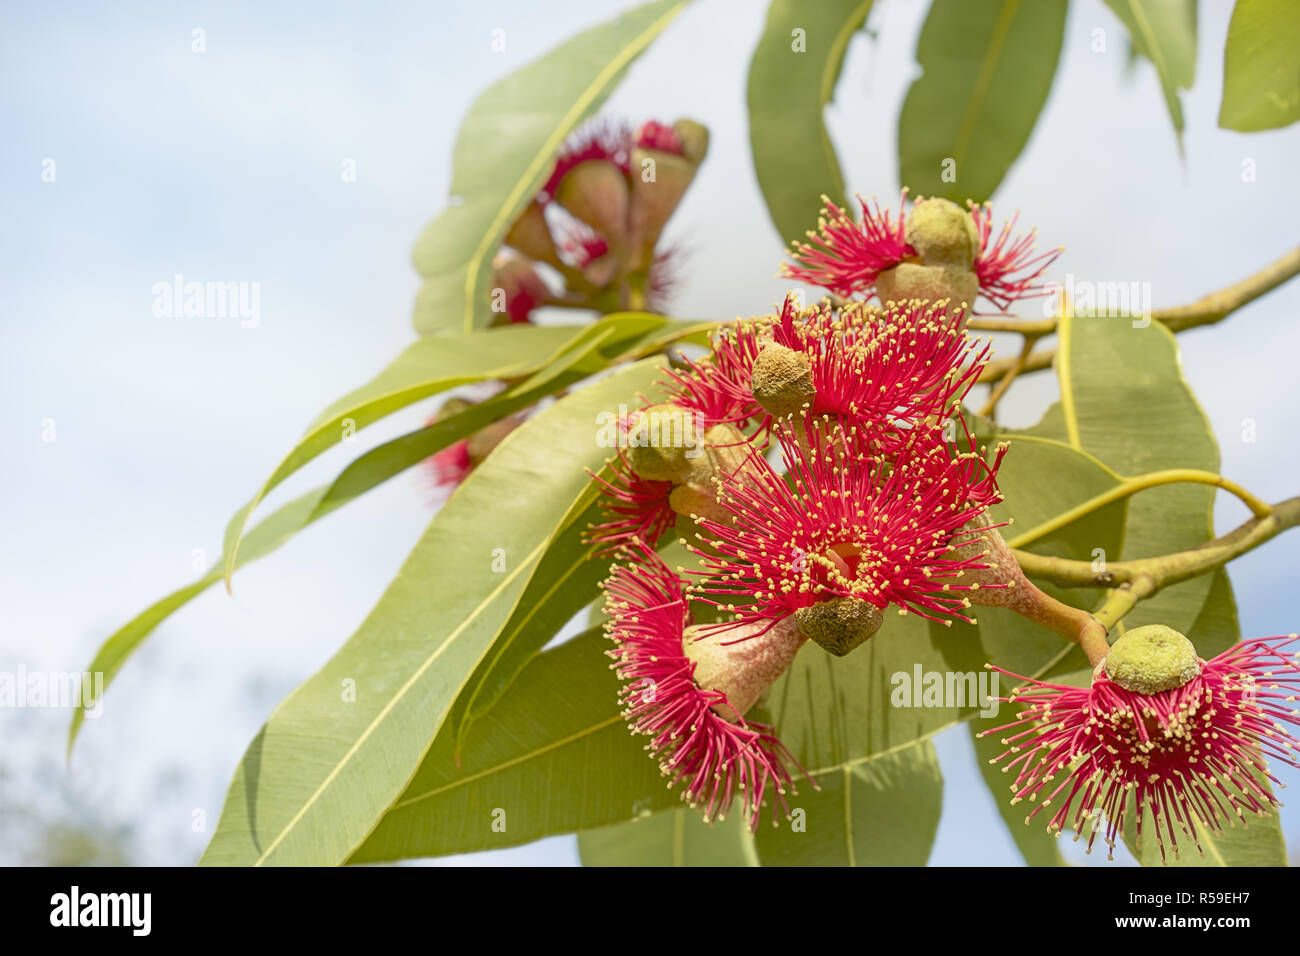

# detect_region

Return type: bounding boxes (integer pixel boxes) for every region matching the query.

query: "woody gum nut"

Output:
[623,404,710,484]
[876,263,978,312]
[794,597,884,657]
[554,158,630,248]
[906,197,979,269]
[1103,625,1202,694]
[682,616,804,718]
[750,343,816,420]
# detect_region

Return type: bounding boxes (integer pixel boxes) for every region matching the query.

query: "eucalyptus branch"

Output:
[974,247,1300,384]
[1012,495,1300,592]
[979,333,1042,420]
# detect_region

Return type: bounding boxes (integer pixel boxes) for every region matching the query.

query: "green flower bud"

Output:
[671,119,710,165]
[905,197,979,269]
[504,200,563,270]
[1103,624,1202,694]
[794,597,884,657]
[624,404,710,484]
[554,158,630,250]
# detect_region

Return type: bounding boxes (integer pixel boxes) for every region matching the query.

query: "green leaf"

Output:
[447,497,609,748]
[1103,0,1197,143]
[1027,314,1220,637]
[1218,0,1300,131]
[70,322,642,750]
[579,807,758,866]
[897,0,1067,202]
[968,721,1067,866]
[201,360,667,866]
[219,314,678,589]
[746,0,874,244]
[1027,313,1286,865]
[410,0,688,335]
[349,629,680,862]
[354,536,719,861]
[219,323,587,587]
[753,739,943,866]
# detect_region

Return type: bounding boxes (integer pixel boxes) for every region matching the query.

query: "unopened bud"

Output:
[671,119,710,165]
[624,404,709,484]
[1103,625,1201,694]
[906,197,979,269]
[627,119,709,270]
[504,200,562,269]
[794,597,884,657]
[554,159,630,250]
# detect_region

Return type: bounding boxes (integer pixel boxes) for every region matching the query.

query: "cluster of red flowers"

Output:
[586,190,1300,859]
[592,292,1007,827]
[426,117,707,496]
[491,117,706,325]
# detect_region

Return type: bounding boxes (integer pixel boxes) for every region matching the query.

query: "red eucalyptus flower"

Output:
[603,546,807,827]
[540,121,632,202]
[423,439,472,496]
[635,119,683,154]
[783,193,911,298]
[982,629,1300,861]
[662,295,989,439]
[782,191,1061,311]
[689,419,1008,634]
[968,203,1063,311]
[586,448,675,552]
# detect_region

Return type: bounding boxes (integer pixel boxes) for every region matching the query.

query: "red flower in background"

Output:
[782,191,1061,311]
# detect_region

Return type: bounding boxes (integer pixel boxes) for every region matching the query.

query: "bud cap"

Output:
[1103,624,1201,694]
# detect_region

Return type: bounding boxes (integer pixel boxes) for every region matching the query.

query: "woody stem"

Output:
[1012,495,1300,594]
[973,247,1300,384]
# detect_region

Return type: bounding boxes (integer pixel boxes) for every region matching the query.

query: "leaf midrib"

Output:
[952,0,1023,174]
[250,535,549,866]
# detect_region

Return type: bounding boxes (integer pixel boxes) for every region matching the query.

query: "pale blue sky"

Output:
[3,0,1298,865]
